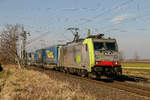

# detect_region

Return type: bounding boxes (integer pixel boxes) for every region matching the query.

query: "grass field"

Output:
[122,62,150,68]
[122,62,150,79]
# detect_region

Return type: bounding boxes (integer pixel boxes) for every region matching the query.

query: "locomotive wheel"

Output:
[88,73,96,79]
[66,68,70,74]
[79,69,88,77]
[63,68,68,73]
[96,74,101,80]
[88,72,101,80]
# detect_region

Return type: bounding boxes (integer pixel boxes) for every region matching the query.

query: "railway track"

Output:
[116,75,149,82]
[26,66,150,98]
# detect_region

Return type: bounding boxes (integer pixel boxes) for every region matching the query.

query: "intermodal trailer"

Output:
[30,52,37,64]
[44,46,59,65]
[36,49,46,64]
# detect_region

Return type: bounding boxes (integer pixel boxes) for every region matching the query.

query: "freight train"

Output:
[27,34,122,78]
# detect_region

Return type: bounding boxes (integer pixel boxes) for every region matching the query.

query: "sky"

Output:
[0,0,150,59]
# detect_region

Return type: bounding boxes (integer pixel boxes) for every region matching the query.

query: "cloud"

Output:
[111,14,129,24]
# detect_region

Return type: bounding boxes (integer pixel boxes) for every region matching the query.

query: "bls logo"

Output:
[46,50,54,58]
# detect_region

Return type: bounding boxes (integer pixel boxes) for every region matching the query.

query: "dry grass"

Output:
[121,62,150,68]
[123,69,150,79]
[0,65,96,100]
[122,62,150,79]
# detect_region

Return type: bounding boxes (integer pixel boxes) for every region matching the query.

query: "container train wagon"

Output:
[28,46,59,66]
[28,34,122,78]
[28,52,37,65]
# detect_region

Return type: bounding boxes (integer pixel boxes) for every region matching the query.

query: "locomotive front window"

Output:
[94,42,105,50]
[106,42,116,51]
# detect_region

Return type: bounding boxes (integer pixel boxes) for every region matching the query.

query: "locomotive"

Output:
[28,34,122,78]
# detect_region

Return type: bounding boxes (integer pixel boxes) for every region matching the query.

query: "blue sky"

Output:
[0,0,150,59]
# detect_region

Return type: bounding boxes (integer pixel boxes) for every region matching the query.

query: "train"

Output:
[27,34,122,78]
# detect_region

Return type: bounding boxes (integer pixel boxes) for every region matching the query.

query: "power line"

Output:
[26,32,50,45]
[103,11,150,33]
[76,0,134,27]
[59,1,134,39]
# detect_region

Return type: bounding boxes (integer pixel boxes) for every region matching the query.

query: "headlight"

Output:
[95,61,101,65]
[113,61,119,65]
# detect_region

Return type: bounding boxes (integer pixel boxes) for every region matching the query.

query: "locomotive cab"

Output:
[93,38,122,77]
[83,34,122,78]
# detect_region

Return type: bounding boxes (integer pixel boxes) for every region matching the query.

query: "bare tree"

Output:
[0,24,22,68]
[0,52,12,64]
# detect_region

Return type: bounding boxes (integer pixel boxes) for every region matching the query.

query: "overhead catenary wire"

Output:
[26,31,51,46]
[66,0,135,37]
[103,11,150,33]
[77,0,150,35]
[76,0,135,27]
[22,0,149,51]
